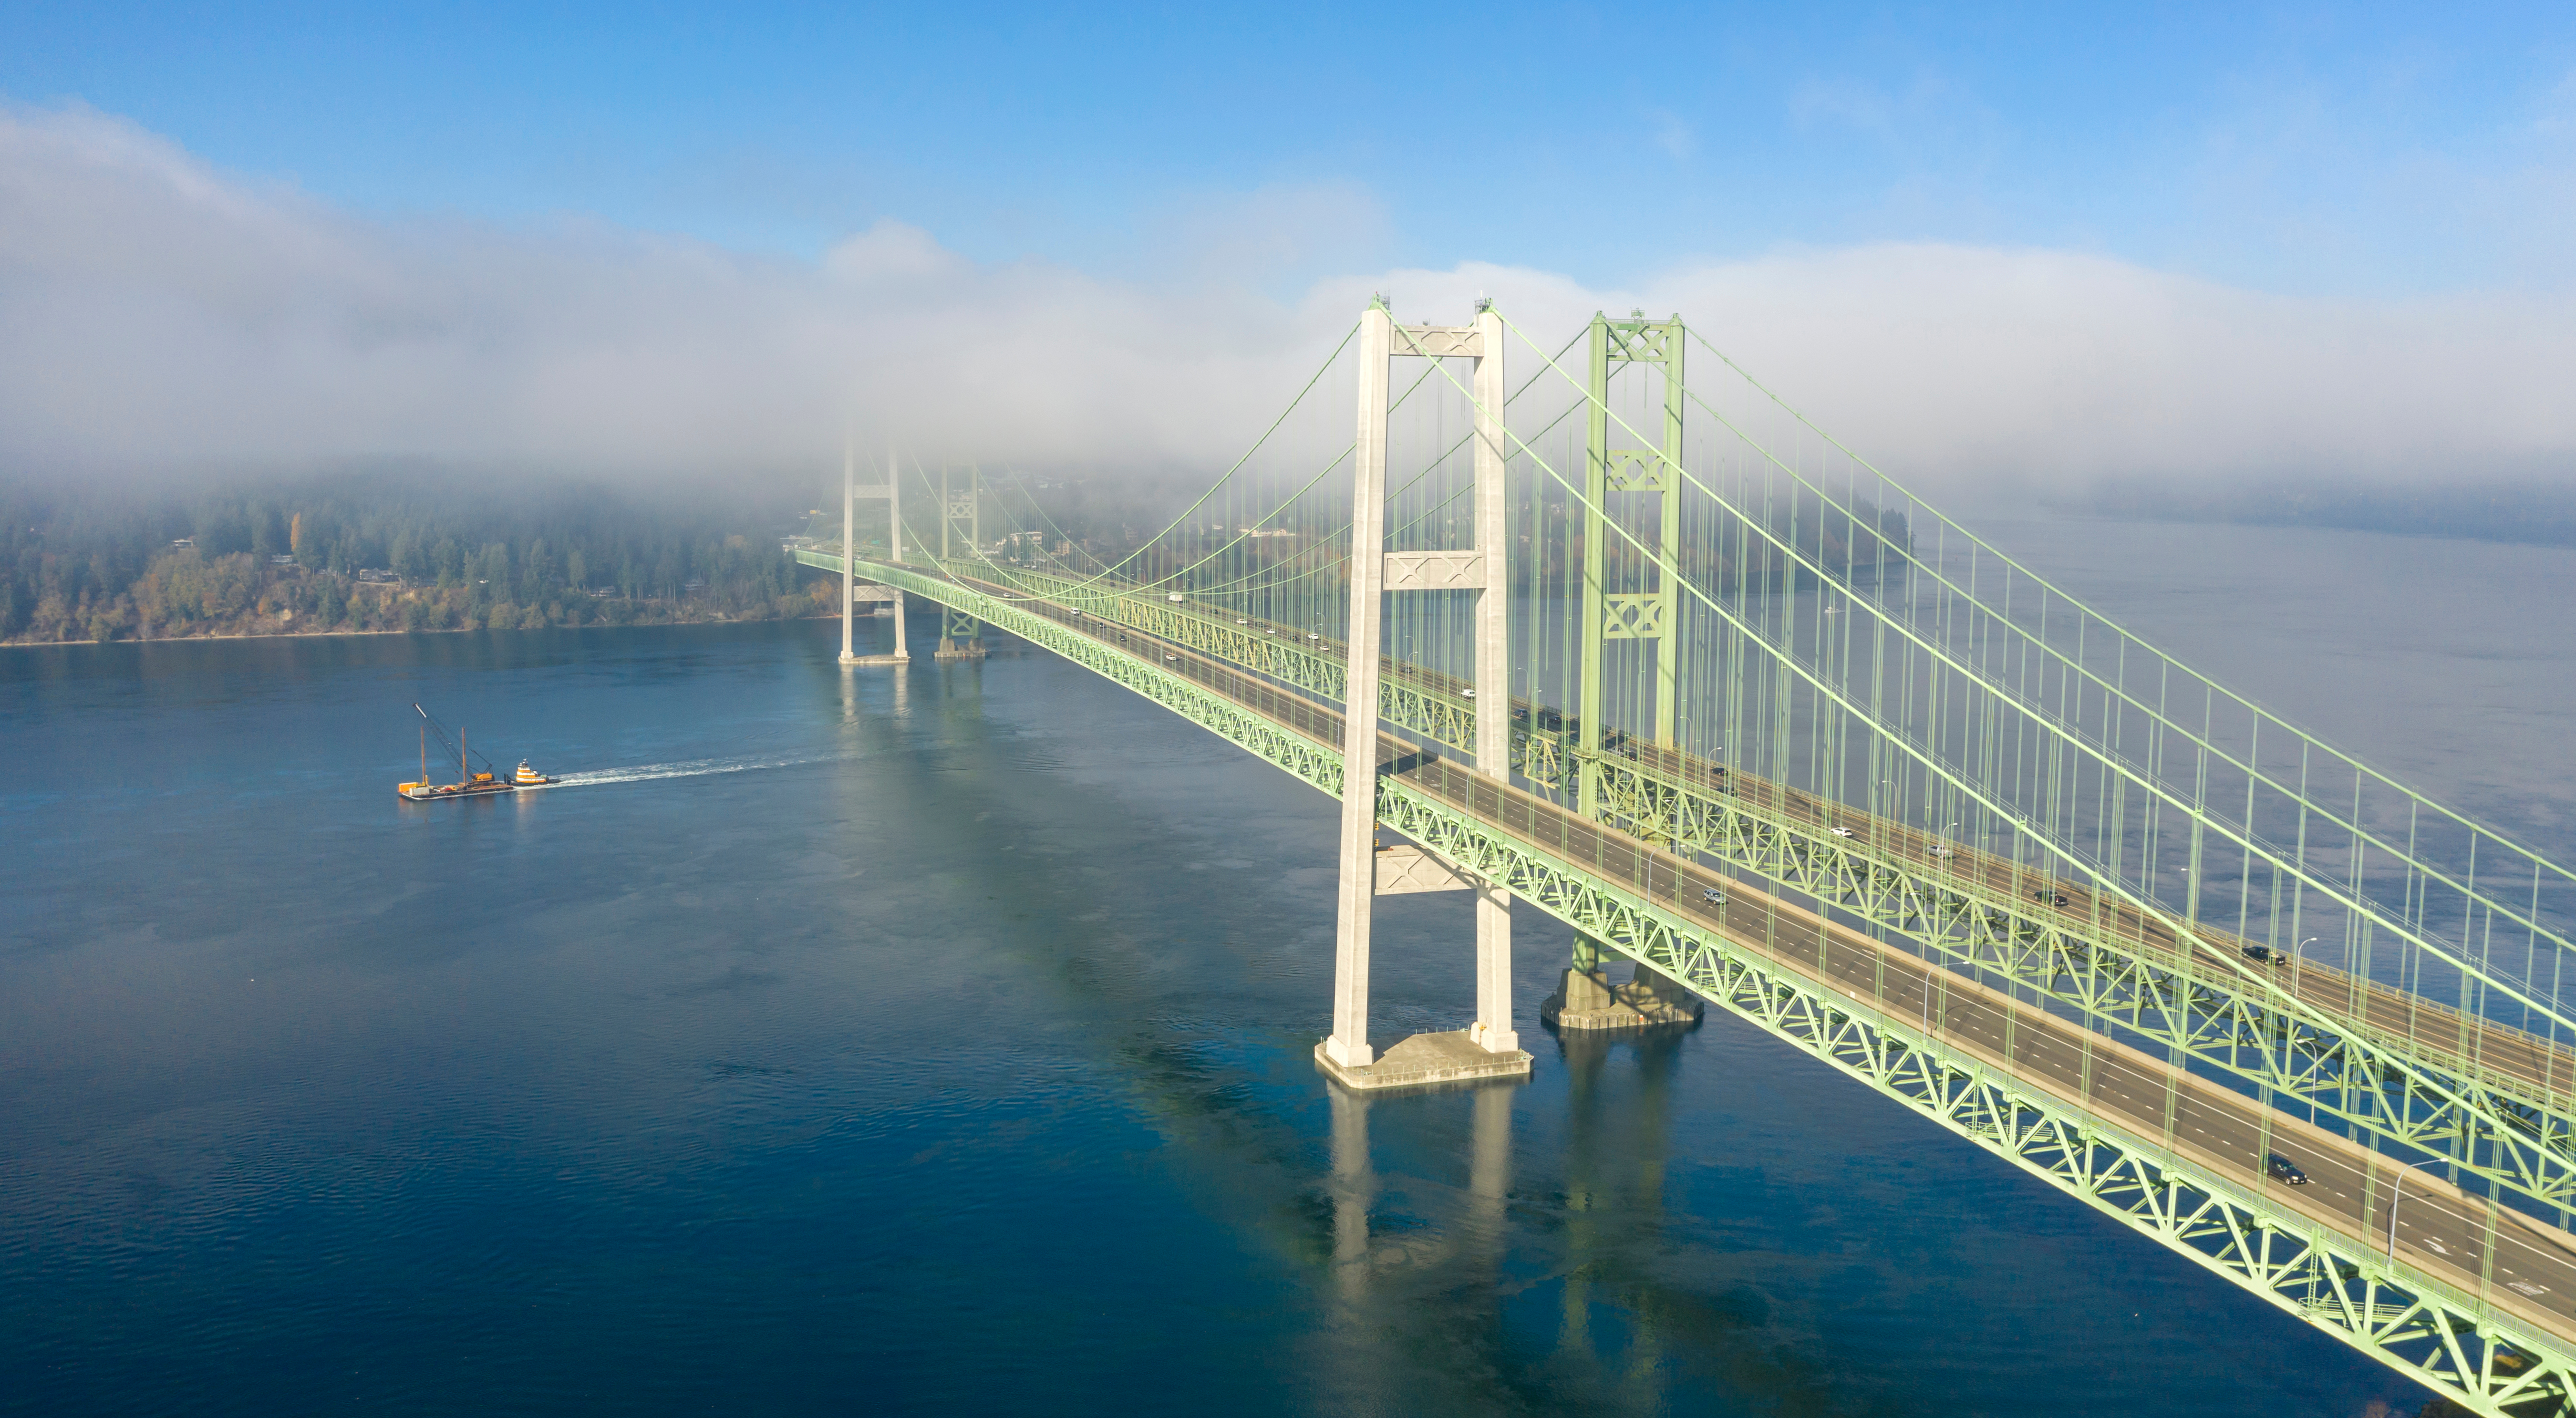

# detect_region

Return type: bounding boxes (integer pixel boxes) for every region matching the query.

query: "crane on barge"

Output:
[398,704,555,801]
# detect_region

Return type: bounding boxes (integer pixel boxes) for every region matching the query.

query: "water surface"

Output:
[8,517,2572,1416]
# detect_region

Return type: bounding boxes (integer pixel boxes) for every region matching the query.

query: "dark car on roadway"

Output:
[2031,887,2069,908]
[2266,1153,2310,1185]
[2243,945,2287,964]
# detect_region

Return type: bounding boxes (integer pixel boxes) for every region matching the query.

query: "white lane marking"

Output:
[2511,1281,2550,1296]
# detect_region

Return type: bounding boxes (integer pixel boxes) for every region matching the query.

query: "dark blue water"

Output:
[10,518,2569,1416]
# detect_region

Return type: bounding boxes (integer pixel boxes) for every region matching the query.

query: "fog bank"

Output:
[6,104,2572,501]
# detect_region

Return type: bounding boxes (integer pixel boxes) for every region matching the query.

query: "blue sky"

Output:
[7,2,2571,297]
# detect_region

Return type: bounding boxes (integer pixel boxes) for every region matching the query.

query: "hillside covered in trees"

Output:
[1,475,831,644]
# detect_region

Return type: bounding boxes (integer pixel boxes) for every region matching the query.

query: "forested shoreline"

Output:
[2,476,833,644]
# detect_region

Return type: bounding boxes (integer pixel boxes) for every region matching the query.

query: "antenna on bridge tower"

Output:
[1316,299,1529,1090]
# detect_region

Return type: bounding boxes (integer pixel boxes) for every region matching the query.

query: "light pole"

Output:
[2290,935,2319,987]
[2387,1157,2444,1267]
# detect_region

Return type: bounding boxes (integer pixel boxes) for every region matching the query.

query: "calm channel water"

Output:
[7,517,2575,1416]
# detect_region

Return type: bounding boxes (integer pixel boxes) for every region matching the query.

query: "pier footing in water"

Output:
[1314,1030,1531,1092]
[1541,963,1704,1031]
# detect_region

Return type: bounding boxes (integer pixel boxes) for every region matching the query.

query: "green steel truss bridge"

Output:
[796,302,2576,1414]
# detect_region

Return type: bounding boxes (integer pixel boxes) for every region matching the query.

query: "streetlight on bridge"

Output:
[2387,1156,2447,1269]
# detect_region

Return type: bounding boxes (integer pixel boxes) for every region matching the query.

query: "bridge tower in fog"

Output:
[934,465,985,661]
[838,445,906,666]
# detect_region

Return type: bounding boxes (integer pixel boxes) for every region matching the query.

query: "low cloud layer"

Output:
[5,104,2573,501]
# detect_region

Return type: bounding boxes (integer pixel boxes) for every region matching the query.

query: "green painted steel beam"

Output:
[816,552,2576,1417]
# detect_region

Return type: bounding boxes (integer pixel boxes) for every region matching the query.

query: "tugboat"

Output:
[398,704,549,801]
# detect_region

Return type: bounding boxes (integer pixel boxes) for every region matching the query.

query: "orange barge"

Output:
[399,704,555,801]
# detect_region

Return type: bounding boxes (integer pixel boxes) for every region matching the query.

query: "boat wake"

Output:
[538,754,838,789]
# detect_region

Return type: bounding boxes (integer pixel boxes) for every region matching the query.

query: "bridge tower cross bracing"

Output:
[1318,300,1531,1089]
[936,465,986,659]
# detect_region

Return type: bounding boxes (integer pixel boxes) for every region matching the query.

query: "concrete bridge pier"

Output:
[1541,934,1704,1030]
[1316,301,1531,1092]
[933,605,986,660]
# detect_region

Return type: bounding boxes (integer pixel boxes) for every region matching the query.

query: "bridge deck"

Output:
[988,576,2576,1347]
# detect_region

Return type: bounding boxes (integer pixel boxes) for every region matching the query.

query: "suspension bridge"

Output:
[794,300,2576,1415]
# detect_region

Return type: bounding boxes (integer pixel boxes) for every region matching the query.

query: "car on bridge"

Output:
[2241,945,2289,964]
[2031,887,2070,907]
[2266,1153,2310,1186]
